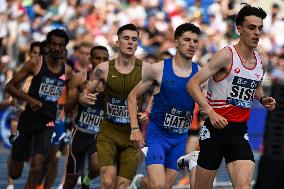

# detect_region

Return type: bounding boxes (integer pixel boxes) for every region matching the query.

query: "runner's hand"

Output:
[208,109,228,129]
[28,98,42,111]
[199,108,208,120]
[138,112,148,125]
[261,96,276,111]
[79,91,98,106]
[130,129,145,148]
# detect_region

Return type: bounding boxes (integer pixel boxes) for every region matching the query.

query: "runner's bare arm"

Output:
[128,61,159,129]
[65,72,83,114]
[128,62,160,147]
[79,61,108,105]
[5,57,40,104]
[188,48,231,128]
[255,52,276,111]
[187,48,231,114]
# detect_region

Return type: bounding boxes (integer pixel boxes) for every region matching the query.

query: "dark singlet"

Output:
[74,71,104,134]
[103,58,143,126]
[25,56,65,120]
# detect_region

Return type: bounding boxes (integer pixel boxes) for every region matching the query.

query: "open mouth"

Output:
[252,38,259,43]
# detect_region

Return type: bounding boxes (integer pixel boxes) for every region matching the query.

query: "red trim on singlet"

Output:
[206,96,227,102]
[214,106,251,122]
[213,47,233,82]
[208,102,228,107]
[233,45,257,70]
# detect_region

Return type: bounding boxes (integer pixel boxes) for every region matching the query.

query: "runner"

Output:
[127,23,201,189]
[63,45,109,189]
[5,29,72,189]
[187,4,276,189]
[79,23,148,189]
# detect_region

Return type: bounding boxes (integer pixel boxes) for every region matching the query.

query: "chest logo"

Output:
[255,73,260,79]
[59,74,66,81]
[234,68,240,74]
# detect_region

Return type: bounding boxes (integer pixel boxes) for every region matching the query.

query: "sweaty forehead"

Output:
[32,46,40,52]
[50,35,66,44]
[243,15,263,26]
[120,30,138,38]
[92,49,109,57]
[180,31,199,39]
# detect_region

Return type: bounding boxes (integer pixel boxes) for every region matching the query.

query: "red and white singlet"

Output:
[206,45,264,122]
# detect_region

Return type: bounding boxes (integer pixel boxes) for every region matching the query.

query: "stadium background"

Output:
[1,0,284,188]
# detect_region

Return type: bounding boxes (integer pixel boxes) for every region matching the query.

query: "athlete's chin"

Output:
[250,44,258,49]
[183,54,194,59]
[123,51,135,56]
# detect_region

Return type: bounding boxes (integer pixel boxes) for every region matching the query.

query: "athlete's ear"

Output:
[115,40,119,48]
[115,35,120,48]
[174,39,179,48]
[236,25,242,36]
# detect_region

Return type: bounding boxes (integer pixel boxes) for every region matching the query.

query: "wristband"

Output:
[260,96,267,105]
[131,126,139,131]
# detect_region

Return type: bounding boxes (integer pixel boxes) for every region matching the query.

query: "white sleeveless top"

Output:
[206,45,264,122]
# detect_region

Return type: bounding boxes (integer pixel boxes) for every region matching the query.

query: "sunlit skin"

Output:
[176,31,199,60]
[237,15,263,49]
[49,36,66,59]
[30,46,40,58]
[116,30,139,56]
[79,46,92,68]
[90,49,109,67]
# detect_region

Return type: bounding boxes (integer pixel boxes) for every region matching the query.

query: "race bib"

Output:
[78,106,103,133]
[39,77,64,102]
[228,76,259,108]
[163,108,192,134]
[106,98,129,124]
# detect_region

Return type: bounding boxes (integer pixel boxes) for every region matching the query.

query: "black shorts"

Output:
[12,111,54,161]
[188,128,200,136]
[197,119,255,170]
[66,129,97,175]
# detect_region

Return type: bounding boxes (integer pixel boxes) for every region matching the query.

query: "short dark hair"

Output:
[174,23,201,39]
[46,29,69,46]
[117,23,139,37]
[279,54,284,60]
[236,3,267,26]
[30,41,41,53]
[90,46,108,57]
[40,40,48,55]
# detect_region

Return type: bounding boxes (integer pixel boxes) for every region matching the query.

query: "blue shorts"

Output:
[145,122,187,171]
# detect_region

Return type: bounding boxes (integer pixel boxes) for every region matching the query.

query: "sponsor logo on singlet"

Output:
[244,133,249,141]
[200,125,210,140]
[106,97,129,124]
[163,108,192,134]
[39,77,64,102]
[227,76,260,108]
[78,106,103,133]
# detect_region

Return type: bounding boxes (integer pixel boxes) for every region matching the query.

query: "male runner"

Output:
[6,41,41,189]
[63,45,109,189]
[187,4,276,189]
[5,29,72,189]
[128,23,201,189]
[79,24,148,189]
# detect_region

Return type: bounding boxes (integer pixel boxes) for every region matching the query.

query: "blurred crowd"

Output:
[0,0,284,101]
